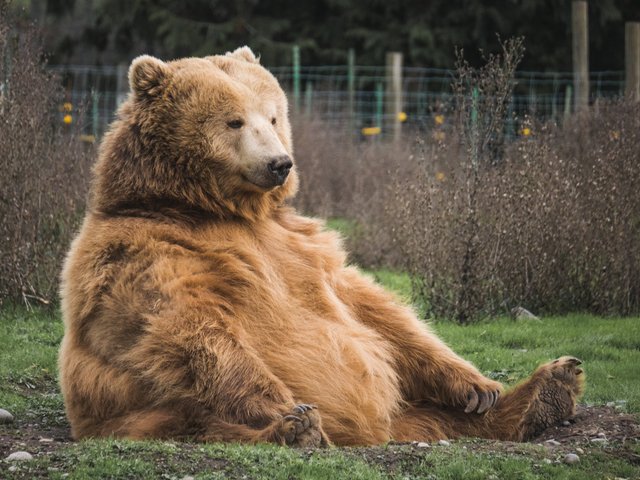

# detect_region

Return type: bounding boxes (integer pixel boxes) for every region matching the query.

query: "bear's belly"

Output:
[241,291,402,444]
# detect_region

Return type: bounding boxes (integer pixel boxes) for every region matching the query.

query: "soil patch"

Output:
[1,405,638,473]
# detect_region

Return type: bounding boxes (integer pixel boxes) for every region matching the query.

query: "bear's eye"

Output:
[271,117,277,126]
[227,119,244,129]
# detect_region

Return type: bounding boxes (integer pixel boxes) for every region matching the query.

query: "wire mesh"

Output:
[47,64,625,140]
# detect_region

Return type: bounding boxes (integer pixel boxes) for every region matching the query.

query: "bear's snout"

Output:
[267,156,293,186]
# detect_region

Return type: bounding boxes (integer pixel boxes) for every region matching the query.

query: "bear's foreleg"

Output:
[335,267,502,414]
[112,311,329,445]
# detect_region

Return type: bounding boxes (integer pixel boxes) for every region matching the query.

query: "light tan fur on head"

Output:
[226,46,261,64]
[93,49,297,221]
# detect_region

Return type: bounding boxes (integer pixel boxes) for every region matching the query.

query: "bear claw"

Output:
[553,356,582,366]
[292,404,316,414]
[465,389,501,414]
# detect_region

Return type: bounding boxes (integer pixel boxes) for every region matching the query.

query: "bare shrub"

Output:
[292,37,640,321]
[292,117,412,266]
[388,39,525,323]
[387,61,640,320]
[0,5,93,307]
[488,102,640,316]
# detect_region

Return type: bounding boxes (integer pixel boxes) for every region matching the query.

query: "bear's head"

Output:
[92,47,298,221]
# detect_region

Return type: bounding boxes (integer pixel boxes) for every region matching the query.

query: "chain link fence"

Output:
[48,64,625,141]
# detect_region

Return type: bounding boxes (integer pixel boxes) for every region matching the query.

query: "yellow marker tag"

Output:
[434,114,444,125]
[397,111,407,122]
[361,126,381,136]
[435,171,446,181]
[63,114,73,124]
[63,102,73,112]
[520,127,531,136]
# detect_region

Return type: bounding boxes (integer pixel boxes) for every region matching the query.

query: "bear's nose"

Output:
[267,156,293,185]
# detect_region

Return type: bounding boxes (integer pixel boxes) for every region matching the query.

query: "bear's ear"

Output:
[226,46,260,64]
[129,55,170,97]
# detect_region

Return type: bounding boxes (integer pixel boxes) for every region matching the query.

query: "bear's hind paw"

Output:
[521,356,585,439]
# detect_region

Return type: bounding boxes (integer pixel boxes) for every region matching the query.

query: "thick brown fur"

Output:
[59,48,584,447]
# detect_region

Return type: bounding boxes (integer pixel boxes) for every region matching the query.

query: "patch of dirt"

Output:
[355,405,640,468]
[0,423,72,459]
[535,405,640,445]
[1,405,638,473]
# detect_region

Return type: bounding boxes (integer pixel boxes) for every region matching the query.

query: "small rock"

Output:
[562,420,571,426]
[544,439,561,448]
[543,458,553,464]
[438,440,451,446]
[597,432,606,438]
[511,306,540,321]
[614,400,628,411]
[39,437,54,443]
[576,447,585,454]
[6,451,34,462]
[0,408,14,423]
[590,437,607,444]
[606,401,616,408]
[416,442,430,448]
[563,453,580,465]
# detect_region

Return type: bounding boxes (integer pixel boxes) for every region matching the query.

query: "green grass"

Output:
[0,306,64,422]
[432,314,640,412]
[325,217,360,239]
[1,295,639,478]
[3,433,639,479]
[361,268,640,413]
[35,440,384,480]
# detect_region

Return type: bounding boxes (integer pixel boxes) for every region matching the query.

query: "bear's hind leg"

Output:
[392,356,584,442]
[516,356,584,440]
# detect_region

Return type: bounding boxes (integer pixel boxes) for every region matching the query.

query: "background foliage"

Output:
[293,41,640,321]
[2,3,640,321]
[11,0,640,70]
[0,3,93,306]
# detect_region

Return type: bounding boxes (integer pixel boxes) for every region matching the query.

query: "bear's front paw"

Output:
[458,377,503,414]
[273,404,330,447]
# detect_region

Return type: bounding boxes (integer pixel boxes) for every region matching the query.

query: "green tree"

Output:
[18,0,640,69]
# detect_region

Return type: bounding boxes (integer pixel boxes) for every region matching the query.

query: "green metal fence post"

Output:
[292,45,301,114]
[564,84,573,119]
[3,29,14,100]
[347,48,355,129]
[471,87,479,167]
[375,81,384,138]
[92,89,99,139]
[304,81,313,117]
[551,73,559,120]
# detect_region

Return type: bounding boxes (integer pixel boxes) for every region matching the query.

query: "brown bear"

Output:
[59,47,584,447]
